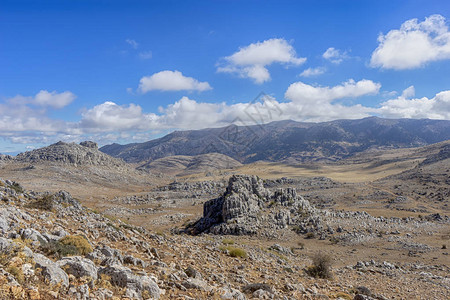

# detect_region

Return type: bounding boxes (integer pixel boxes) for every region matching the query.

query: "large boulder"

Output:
[57,256,98,280]
[33,253,69,287]
[98,265,160,299]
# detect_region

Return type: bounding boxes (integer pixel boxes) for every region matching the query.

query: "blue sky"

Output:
[1,0,449,154]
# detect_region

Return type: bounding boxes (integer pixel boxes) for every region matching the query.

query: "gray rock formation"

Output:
[15,141,125,167]
[98,264,160,299]
[33,252,69,287]
[57,256,98,280]
[189,175,317,236]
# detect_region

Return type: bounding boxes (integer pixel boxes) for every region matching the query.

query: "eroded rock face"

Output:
[189,175,316,236]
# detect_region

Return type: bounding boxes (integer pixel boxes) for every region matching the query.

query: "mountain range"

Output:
[100,117,450,164]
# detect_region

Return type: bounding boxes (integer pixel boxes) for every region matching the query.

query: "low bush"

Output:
[305,252,332,279]
[41,235,92,258]
[59,235,93,255]
[28,194,54,211]
[219,245,248,258]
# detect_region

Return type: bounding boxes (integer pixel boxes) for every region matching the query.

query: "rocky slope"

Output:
[0,176,448,299]
[100,117,450,164]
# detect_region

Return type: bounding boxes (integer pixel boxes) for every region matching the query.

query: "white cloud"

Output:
[285,79,381,104]
[323,47,347,64]
[138,51,152,59]
[401,85,415,98]
[300,67,326,77]
[0,103,66,134]
[371,14,450,69]
[138,70,212,93]
[217,38,306,84]
[33,90,76,109]
[126,39,139,49]
[79,101,158,132]
[8,90,76,109]
[379,87,450,119]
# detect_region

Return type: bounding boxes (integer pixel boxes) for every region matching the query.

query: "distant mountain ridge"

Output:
[100,117,450,164]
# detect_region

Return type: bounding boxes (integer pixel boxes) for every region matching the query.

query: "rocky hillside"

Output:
[137,153,242,175]
[15,141,125,168]
[0,176,448,299]
[100,117,450,164]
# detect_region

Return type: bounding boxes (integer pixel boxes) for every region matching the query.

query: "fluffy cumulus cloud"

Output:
[138,70,212,93]
[322,47,347,64]
[379,86,450,119]
[0,91,75,143]
[371,14,450,69]
[79,101,158,132]
[217,38,306,84]
[33,90,76,109]
[285,79,381,104]
[8,90,76,109]
[300,67,326,77]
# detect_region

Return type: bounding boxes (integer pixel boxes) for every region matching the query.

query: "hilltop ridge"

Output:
[100,117,450,164]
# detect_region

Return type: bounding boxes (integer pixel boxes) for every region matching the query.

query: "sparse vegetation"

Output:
[305,232,316,239]
[27,194,54,210]
[41,239,79,258]
[306,252,333,279]
[222,238,235,245]
[333,292,352,300]
[42,235,92,257]
[6,265,24,284]
[219,245,248,258]
[59,235,93,255]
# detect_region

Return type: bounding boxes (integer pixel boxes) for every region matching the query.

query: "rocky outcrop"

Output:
[189,175,317,236]
[15,141,125,167]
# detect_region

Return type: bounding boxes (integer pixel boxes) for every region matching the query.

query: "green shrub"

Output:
[219,245,248,258]
[42,235,92,257]
[305,252,332,279]
[59,235,93,255]
[228,247,248,258]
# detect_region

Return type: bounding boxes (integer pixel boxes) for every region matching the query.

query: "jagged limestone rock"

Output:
[190,175,316,236]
